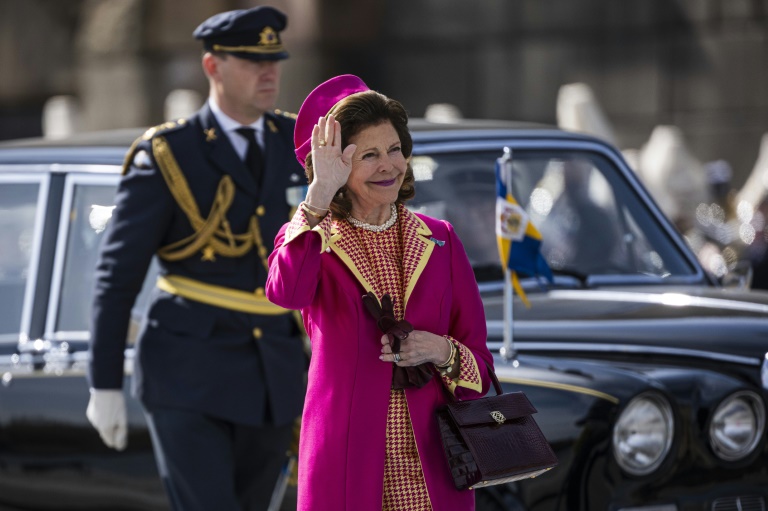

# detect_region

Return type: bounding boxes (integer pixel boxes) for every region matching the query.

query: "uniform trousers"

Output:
[144,404,293,511]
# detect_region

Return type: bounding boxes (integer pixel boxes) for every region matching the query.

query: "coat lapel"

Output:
[328,205,435,310]
[199,105,260,198]
[399,206,434,311]
[329,220,377,294]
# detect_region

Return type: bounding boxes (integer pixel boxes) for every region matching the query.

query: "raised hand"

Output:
[306,114,356,208]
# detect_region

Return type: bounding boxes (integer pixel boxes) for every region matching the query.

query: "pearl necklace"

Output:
[347,203,398,232]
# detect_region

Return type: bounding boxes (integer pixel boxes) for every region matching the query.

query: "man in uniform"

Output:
[85,6,307,510]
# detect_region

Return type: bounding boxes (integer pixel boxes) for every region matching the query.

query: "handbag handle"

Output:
[486,361,504,396]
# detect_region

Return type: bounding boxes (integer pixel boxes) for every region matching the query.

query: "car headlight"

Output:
[709,390,765,461]
[613,393,674,475]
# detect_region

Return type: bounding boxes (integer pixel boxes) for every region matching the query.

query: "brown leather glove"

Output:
[362,291,433,389]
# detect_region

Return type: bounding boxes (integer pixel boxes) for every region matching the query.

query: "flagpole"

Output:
[501,268,515,363]
[500,146,516,364]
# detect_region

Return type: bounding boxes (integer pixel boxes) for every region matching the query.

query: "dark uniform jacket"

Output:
[89,103,307,426]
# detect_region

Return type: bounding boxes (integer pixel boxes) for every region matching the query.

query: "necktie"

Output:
[235,127,264,188]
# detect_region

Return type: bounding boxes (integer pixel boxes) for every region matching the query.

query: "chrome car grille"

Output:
[712,495,766,511]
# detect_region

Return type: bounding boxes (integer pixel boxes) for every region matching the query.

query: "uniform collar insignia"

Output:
[267,119,278,133]
[204,127,217,142]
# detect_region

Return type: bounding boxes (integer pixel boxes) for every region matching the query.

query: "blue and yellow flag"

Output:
[495,148,553,306]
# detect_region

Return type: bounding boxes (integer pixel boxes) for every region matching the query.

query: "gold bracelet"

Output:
[300,202,326,219]
[436,337,456,368]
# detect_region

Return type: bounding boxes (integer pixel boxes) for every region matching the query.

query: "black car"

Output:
[0,120,766,511]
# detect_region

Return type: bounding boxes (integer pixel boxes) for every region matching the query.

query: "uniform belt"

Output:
[156,275,291,315]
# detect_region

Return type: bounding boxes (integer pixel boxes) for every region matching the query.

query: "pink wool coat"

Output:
[266,208,493,511]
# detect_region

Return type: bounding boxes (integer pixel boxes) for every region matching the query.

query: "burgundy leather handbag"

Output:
[436,364,558,490]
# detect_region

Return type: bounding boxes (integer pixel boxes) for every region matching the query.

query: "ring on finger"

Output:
[393,352,401,363]
[318,139,327,147]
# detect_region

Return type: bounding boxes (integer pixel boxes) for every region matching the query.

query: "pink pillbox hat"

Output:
[293,74,370,166]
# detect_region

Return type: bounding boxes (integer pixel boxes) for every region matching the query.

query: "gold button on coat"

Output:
[256,205,266,216]
[252,327,263,339]
[255,287,265,296]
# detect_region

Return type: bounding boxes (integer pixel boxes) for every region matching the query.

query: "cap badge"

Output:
[259,27,279,47]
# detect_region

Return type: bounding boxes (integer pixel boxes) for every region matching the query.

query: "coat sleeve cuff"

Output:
[440,336,482,394]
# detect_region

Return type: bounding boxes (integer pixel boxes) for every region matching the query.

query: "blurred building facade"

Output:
[1,0,766,187]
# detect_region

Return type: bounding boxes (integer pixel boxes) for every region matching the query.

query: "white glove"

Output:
[86,388,128,451]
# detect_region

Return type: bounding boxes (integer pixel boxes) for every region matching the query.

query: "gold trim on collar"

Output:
[327,219,378,294]
[401,209,434,311]
[329,242,376,294]
[326,206,435,303]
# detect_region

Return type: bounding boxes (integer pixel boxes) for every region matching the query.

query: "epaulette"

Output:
[121,119,187,175]
[131,149,153,169]
[274,109,297,120]
[141,118,188,140]
[122,141,154,175]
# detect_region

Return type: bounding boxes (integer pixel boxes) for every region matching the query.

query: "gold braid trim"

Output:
[151,136,265,266]
[249,215,270,271]
[121,137,143,176]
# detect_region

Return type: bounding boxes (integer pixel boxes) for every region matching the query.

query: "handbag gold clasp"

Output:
[491,411,506,424]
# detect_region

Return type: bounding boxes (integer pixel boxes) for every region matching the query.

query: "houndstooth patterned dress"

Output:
[353,219,433,511]
[289,204,483,510]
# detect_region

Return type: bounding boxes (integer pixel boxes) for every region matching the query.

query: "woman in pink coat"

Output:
[266,74,493,511]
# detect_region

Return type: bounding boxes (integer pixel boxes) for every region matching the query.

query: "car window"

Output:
[49,176,158,342]
[0,179,42,342]
[409,149,697,282]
